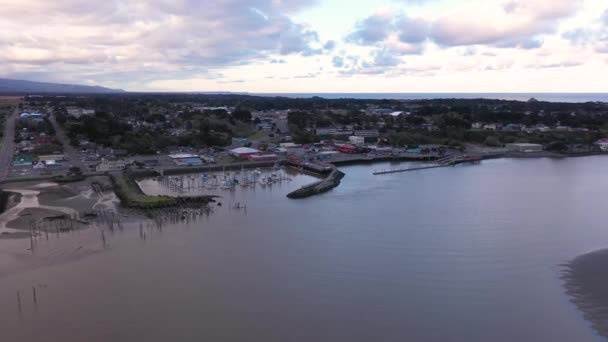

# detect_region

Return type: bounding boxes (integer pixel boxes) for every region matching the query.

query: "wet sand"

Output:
[0,178,119,236]
[562,249,608,338]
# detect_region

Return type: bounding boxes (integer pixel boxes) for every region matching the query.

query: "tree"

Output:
[232,109,252,122]
[68,166,82,175]
[484,135,501,147]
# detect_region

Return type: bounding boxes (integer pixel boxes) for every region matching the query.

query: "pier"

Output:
[373,155,482,175]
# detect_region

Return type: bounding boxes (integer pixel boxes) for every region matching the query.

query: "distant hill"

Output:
[0,78,125,94]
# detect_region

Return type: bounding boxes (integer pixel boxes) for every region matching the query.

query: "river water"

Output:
[2,157,608,341]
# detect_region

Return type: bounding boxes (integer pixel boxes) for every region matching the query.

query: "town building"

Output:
[230,147,260,158]
[349,136,365,145]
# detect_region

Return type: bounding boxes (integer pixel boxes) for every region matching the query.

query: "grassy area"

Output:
[52,174,86,183]
[110,172,177,208]
[248,130,268,140]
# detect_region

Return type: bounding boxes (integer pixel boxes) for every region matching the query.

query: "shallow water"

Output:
[1,158,608,341]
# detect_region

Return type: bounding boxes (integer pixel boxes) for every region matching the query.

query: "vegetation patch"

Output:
[110,172,177,208]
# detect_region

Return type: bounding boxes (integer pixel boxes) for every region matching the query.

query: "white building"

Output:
[229,147,260,158]
[349,136,365,145]
[595,138,608,152]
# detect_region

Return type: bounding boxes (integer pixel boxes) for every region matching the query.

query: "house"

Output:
[200,155,215,164]
[594,138,608,152]
[230,147,260,158]
[45,160,62,169]
[506,143,543,153]
[33,161,46,169]
[349,136,365,145]
[483,123,501,131]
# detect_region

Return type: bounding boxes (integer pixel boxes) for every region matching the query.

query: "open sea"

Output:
[253,93,608,103]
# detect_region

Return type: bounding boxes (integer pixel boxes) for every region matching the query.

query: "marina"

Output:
[154,166,294,195]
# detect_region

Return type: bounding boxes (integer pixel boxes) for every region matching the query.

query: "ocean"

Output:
[252,93,608,103]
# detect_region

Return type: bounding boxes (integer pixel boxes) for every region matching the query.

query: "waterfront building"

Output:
[230,147,261,158]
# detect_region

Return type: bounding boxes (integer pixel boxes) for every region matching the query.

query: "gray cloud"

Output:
[0,0,325,86]
[348,1,583,51]
[563,9,608,53]
[346,13,393,45]
[395,16,430,44]
[332,56,345,68]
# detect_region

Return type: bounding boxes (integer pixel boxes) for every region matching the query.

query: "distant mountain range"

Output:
[0,78,124,94]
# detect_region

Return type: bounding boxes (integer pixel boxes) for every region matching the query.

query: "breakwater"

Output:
[286,168,345,199]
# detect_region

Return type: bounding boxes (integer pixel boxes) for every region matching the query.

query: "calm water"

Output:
[254,93,608,103]
[2,157,608,341]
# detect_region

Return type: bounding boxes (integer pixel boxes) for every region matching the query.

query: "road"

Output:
[0,108,18,182]
[48,112,86,172]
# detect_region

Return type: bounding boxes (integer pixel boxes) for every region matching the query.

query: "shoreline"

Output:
[562,249,608,338]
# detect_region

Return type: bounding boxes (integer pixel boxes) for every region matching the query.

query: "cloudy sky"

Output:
[0,0,607,92]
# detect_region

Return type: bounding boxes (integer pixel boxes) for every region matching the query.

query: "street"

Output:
[0,108,17,182]
[48,111,85,172]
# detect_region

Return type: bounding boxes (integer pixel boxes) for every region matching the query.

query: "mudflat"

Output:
[562,249,608,338]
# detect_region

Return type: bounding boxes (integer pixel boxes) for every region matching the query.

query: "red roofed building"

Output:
[337,144,358,154]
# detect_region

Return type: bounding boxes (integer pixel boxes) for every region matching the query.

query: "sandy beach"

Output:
[562,249,608,338]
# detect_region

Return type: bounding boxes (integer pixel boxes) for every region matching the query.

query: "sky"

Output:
[0,0,607,92]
